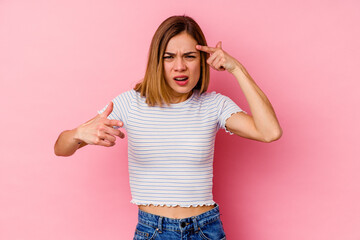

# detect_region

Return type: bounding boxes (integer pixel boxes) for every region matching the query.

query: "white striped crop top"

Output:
[98,89,245,207]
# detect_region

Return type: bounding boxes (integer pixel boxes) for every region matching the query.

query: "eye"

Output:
[185,55,196,59]
[163,55,173,59]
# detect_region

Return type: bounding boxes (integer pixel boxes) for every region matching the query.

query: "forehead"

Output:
[165,32,197,51]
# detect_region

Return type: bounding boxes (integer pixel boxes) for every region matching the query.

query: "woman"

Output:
[54,15,282,240]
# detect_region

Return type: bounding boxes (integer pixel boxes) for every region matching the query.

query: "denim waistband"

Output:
[137,203,220,233]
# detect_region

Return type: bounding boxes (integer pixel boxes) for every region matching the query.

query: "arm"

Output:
[54,127,88,157]
[54,102,125,157]
[196,42,282,142]
[226,64,282,142]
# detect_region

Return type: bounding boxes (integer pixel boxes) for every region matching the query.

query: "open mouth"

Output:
[173,76,189,86]
[174,77,189,81]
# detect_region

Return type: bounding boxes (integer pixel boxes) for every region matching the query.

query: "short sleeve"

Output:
[215,93,247,135]
[97,90,134,128]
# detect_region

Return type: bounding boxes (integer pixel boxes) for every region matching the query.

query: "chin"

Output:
[172,83,197,93]
[172,87,193,94]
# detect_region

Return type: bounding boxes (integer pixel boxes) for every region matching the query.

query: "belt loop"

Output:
[157,216,163,233]
[192,216,200,233]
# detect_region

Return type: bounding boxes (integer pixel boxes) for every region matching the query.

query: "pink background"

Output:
[1,0,359,239]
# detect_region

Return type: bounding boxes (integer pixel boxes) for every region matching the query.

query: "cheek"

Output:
[163,63,172,79]
[190,62,201,79]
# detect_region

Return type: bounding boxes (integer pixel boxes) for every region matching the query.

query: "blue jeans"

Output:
[133,203,226,240]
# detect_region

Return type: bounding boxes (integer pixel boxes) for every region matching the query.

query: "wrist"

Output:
[228,60,243,74]
[230,64,244,76]
[72,127,83,144]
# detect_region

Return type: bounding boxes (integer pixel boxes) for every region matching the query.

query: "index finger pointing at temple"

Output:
[196,45,217,53]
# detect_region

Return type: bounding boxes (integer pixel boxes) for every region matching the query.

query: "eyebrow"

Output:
[164,51,198,56]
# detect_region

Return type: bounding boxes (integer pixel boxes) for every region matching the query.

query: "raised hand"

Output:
[196,41,240,73]
[75,102,125,147]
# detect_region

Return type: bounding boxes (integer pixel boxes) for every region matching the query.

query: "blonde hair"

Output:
[134,15,209,107]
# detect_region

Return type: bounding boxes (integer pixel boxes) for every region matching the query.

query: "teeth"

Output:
[174,77,188,81]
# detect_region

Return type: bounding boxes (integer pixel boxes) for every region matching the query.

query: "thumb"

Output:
[216,41,222,49]
[100,101,114,118]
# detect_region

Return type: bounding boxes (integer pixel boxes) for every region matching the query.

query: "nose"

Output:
[174,57,186,71]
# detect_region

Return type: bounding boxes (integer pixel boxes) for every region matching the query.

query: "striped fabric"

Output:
[98,89,245,207]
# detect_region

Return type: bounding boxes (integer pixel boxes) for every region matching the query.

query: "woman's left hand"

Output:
[196,42,241,73]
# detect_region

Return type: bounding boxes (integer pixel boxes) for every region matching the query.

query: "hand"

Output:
[75,102,125,147]
[196,41,240,73]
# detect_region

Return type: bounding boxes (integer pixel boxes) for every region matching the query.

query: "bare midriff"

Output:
[138,204,215,219]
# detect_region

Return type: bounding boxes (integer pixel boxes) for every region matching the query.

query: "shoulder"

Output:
[110,89,139,110]
[198,90,229,103]
[113,89,137,101]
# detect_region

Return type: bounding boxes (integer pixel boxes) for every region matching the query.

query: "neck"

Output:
[170,90,193,104]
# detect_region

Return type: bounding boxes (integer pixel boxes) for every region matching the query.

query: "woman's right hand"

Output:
[74,102,125,147]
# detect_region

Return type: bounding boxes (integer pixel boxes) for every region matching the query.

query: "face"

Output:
[163,32,201,102]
